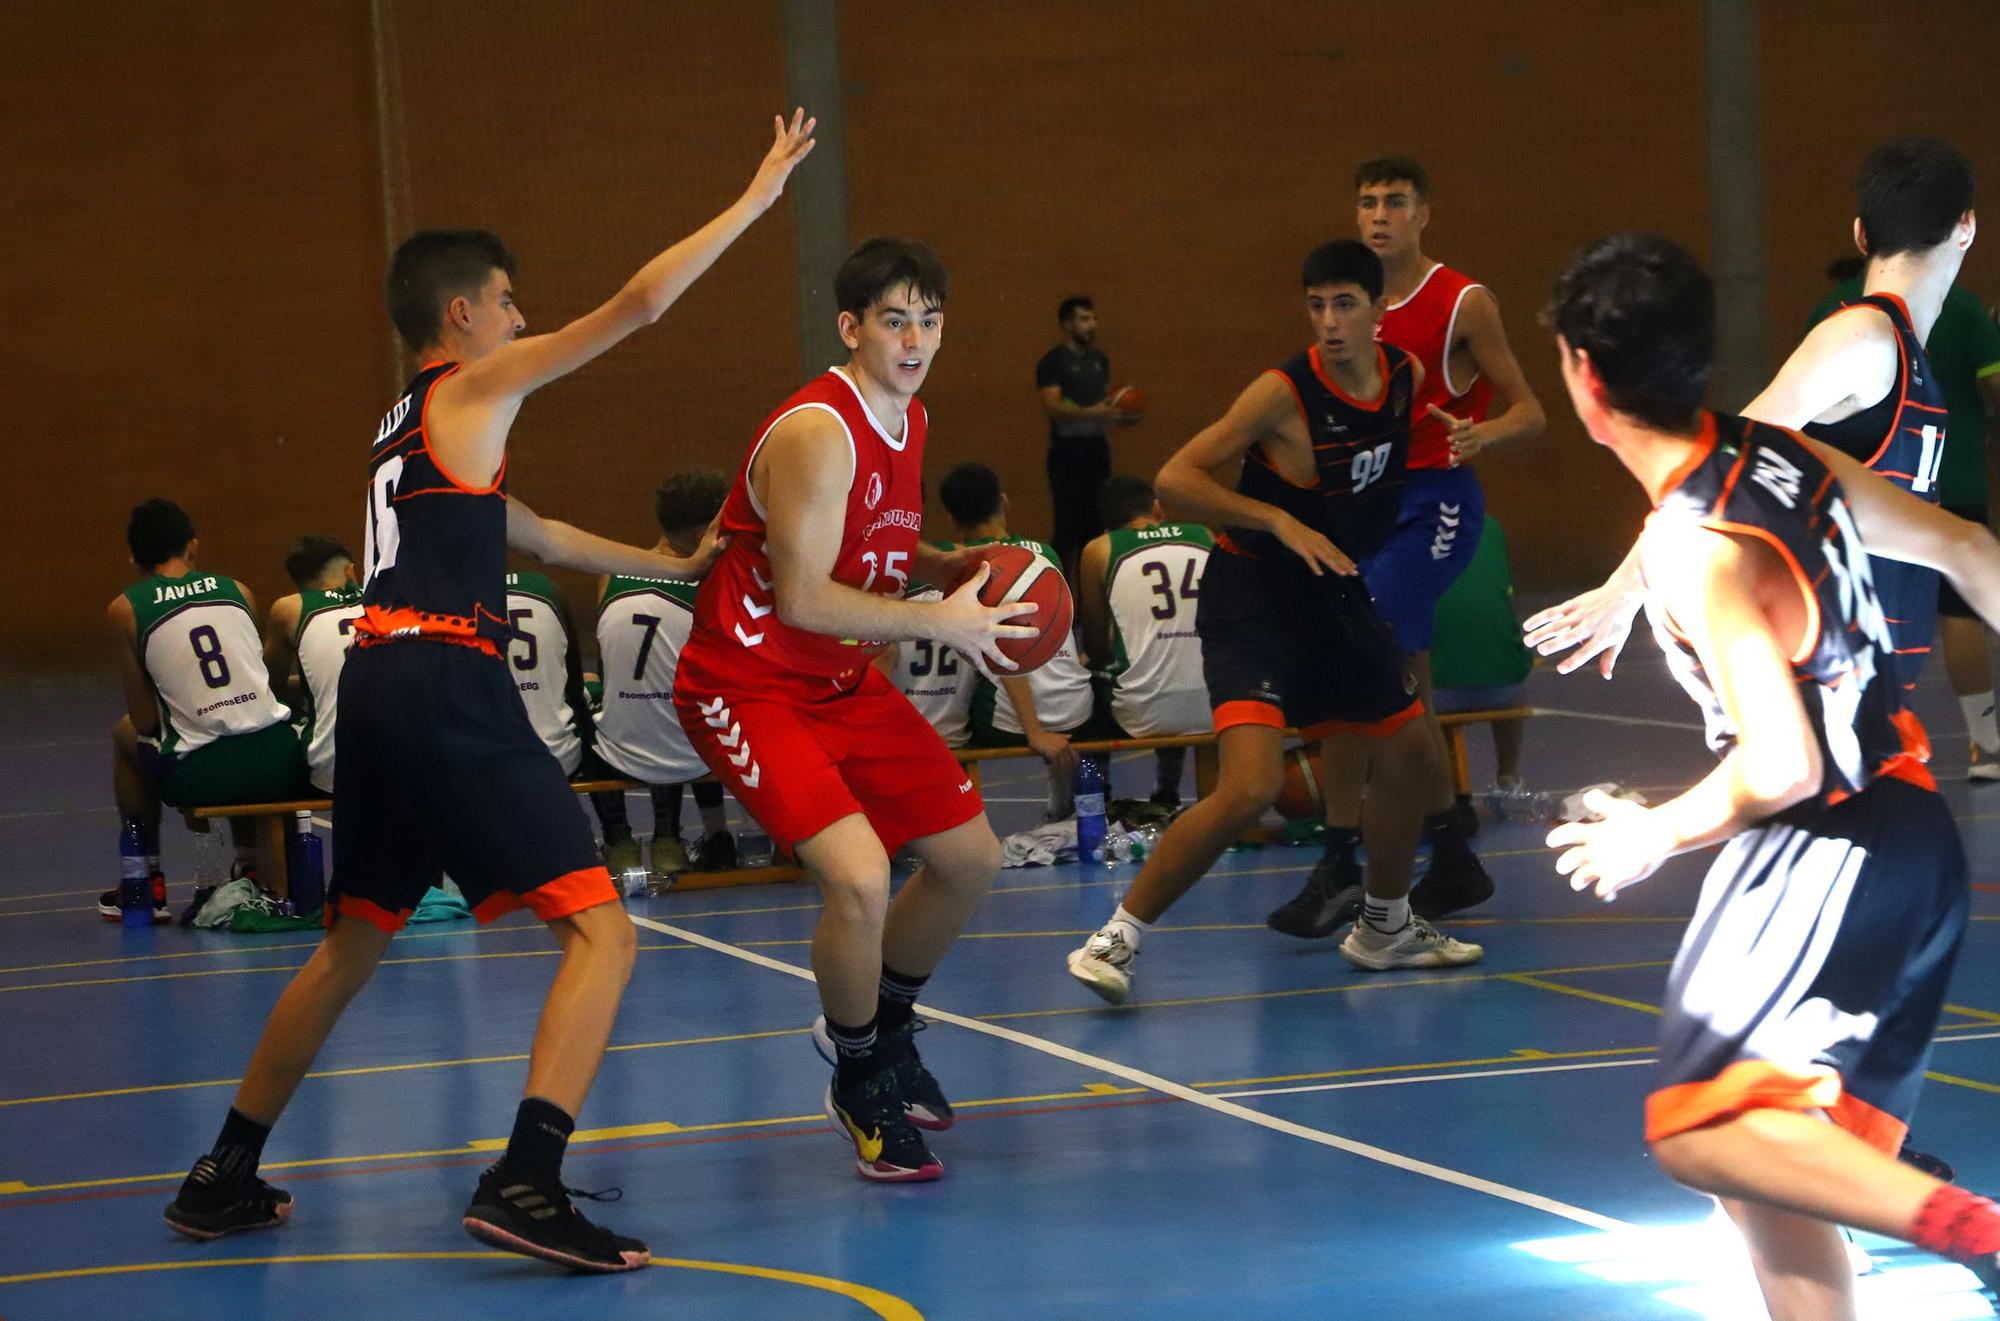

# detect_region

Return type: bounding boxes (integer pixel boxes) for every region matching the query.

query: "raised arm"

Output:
[757,412,1035,666]
[507,497,719,581]
[1436,288,1545,463]
[1154,373,1356,576]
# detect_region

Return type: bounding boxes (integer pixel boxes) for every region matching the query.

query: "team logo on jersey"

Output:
[865,472,885,511]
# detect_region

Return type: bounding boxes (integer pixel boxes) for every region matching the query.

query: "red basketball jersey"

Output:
[1377,263,1497,471]
[690,368,929,690]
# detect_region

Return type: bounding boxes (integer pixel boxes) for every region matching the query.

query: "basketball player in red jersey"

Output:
[674,238,1037,1184]
[163,114,817,1273]
[1270,157,1546,936]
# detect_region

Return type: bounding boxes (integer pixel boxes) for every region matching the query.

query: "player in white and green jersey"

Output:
[1078,476,1214,808]
[262,535,365,795]
[939,464,1096,818]
[590,471,735,881]
[104,500,308,919]
[504,569,592,776]
[879,582,975,748]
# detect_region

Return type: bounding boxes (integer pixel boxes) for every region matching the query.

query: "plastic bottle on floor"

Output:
[1074,756,1107,863]
[287,811,325,917]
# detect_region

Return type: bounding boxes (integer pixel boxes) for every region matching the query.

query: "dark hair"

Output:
[1354,156,1429,200]
[835,237,949,317]
[939,462,1003,527]
[284,533,353,588]
[385,229,517,352]
[1058,295,1095,325]
[1098,475,1156,530]
[127,498,195,569]
[1856,137,1974,260]
[1824,255,1866,283]
[1301,240,1384,300]
[653,469,730,536]
[1544,234,1714,432]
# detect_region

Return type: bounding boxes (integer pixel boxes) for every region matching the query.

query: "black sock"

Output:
[591,790,631,845]
[1321,825,1360,855]
[877,966,929,1032]
[1424,810,1473,862]
[652,783,685,835]
[180,1107,271,1206]
[825,1014,880,1083]
[499,1096,575,1187]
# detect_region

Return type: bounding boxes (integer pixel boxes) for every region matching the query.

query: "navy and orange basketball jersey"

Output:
[1378,263,1496,471]
[353,362,514,655]
[1222,343,1415,562]
[1648,413,1932,813]
[690,367,928,690]
[1802,292,1949,498]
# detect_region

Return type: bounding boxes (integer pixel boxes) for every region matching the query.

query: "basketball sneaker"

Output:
[1969,747,2000,784]
[163,1156,292,1239]
[814,1014,956,1131]
[1408,850,1495,921]
[1066,923,1140,1004]
[825,1065,943,1182]
[686,831,737,873]
[1265,846,1364,939]
[461,1164,650,1272]
[1339,916,1484,971]
[99,871,170,924]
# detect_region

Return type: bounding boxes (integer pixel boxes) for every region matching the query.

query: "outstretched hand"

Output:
[744,109,817,212]
[1546,791,1674,902]
[1522,581,1643,679]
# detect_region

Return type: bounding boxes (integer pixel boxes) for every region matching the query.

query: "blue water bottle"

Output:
[288,811,326,917]
[1074,755,1107,864]
[118,818,152,927]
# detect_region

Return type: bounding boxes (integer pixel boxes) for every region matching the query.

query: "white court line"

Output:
[625,912,1628,1232]
[1213,1057,1656,1100]
[1530,706,1706,733]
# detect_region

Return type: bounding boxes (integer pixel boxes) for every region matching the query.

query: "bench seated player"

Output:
[262,534,365,798]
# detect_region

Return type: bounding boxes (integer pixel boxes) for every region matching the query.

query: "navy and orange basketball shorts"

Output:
[674,643,985,854]
[1647,777,1967,1156]
[1195,548,1422,740]
[327,641,617,933]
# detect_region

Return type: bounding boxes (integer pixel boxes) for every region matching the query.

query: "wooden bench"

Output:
[191,707,1530,897]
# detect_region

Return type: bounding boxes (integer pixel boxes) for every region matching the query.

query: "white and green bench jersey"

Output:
[595,573,705,783]
[124,571,288,757]
[887,584,973,748]
[1104,523,1214,737]
[504,571,582,775]
[962,537,1093,735]
[294,583,364,792]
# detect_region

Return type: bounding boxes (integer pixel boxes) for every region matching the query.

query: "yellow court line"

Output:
[1943,1003,2000,1024]
[0,915,564,977]
[0,943,696,995]
[0,905,96,920]
[0,1252,925,1317]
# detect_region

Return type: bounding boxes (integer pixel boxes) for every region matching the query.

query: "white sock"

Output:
[1363,894,1410,932]
[1961,691,1999,754]
[1107,905,1151,948]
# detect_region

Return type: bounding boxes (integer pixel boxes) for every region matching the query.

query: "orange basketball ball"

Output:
[961,544,1074,674]
[1272,742,1325,820]
[1106,384,1146,417]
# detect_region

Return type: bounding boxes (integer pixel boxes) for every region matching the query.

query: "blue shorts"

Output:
[1360,466,1486,653]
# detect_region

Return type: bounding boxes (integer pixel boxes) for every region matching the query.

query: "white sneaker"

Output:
[1970,747,2000,783]
[1339,916,1484,971]
[1066,925,1139,1004]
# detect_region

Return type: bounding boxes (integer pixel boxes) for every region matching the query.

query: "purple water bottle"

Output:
[288,811,325,917]
[118,818,152,927]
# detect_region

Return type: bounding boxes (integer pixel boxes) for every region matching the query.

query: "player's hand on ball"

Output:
[745,109,817,211]
[1546,791,1672,901]
[1523,581,1643,678]
[1271,513,1356,577]
[938,562,1039,671]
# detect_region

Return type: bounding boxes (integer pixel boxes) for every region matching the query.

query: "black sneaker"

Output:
[179,883,217,927]
[1409,850,1496,922]
[878,1017,954,1131]
[686,831,737,873]
[826,1064,943,1182]
[100,872,170,924]
[1266,847,1364,939]
[462,1165,650,1273]
[164,1156,293,1240]
[1899,1143,1956,1182]
[1451,793,1481,840]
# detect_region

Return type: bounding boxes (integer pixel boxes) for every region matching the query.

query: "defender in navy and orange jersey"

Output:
[1303,156,1547,926]
[674,239,1035,1186]
[1530,136,1979,702]
[1544,233,2000,1316]
[1067,240,1485,1011]
[165,113,818,1274]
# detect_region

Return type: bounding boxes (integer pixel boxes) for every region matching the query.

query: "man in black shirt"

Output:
[1037,296,1138,576]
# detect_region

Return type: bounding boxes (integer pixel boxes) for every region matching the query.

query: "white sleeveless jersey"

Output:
[504,574,581,775]
[126,573,288,757]
[887,586,974,748]
[293,589,365,792]
[595,575,706,783]
[1103,525,1214,737]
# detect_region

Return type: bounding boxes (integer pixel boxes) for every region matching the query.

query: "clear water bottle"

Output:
[287,811,326,917]
[1479,782,1646,824]
[118,818,152,927]
[738,830,775,868]
[1074,755,1107,864]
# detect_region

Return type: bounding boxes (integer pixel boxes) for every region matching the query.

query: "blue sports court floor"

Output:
[3,646,1999,1320]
